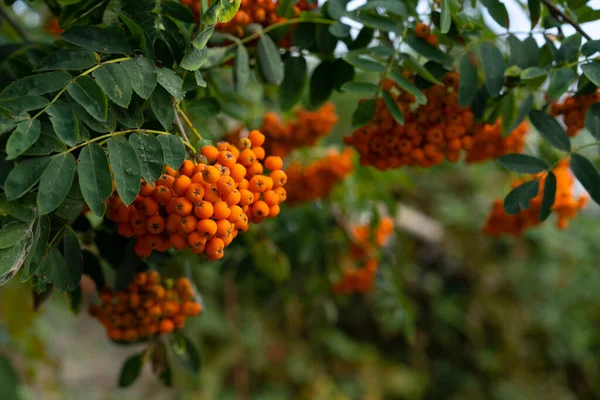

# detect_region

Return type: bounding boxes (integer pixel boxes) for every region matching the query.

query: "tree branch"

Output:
[541,0,591,40]
[0,5,29,42]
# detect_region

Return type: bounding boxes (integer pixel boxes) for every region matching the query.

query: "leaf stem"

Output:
[223,17,337,51]
[65,129,196,154]
[173,101,196,156]
[176,104,203,140]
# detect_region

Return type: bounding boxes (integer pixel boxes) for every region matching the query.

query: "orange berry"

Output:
[173,175,192,196]
[263,190,280,206]
[230,164,247,182]
[216,176,235,195]
[166,213,182,233]
[239,137,252,149]
[141,197,159,216]
[415,22,430,38]
[153,185,173,203]
[252,200,270,218]
[227,205,244,223]
[216,219,232,238]
[197,219,218,237]
[238,189,255,206]
[203,184,221,203]
[269,204,281,217]
[159,319,175,333]
[118,223,134,238]
[238,149,257,166]
[200,145,219,163]
[253,146,265,160]
[156,174,175,189]
[223,189,241,206]
[213,201,231,219]
[194,201,214,219]
[165,197,178,214]
[134,241,152,257]
[179,160,195,177]
[202,165,221,184]
[148,270,161,284]
[248,130,265,146]
[165,166,179,177]
[187,232,207,253]
[182,301,202,316]
[206,237,225,260]
[264,156,283,171]
[135,272,148,286]
[174,197,193,216]
[179,215,198,234]
[147,215,165,234]
[186,183,205,203]
[246,162,263,177]
[270,170,287,188]
[129,210,146,230]
[140,180,155,197]
[217,151,237,169]
[170,233,188,250]
[274,187,287,203]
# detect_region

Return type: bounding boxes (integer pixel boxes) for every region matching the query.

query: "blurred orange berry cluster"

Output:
[45,18,63,36]
[483,160,588,236]
[182,0,317,36]
[465,121,529,163]
[106,131,287,259]
[414,22,439,46]
[550,91,600,137]
[228,103,338,158]
[333,216,394,295]
[344,72,531,170]
[89,271,201,342]
[284,148,354,205]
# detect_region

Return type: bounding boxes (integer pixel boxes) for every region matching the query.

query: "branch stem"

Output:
[541,0,591,40]
[177,105,203,140]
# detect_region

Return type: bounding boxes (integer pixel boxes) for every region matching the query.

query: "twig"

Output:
[541,0,591,40]
[0,5,29,41]
[176,104,203,140]
[173,101,195,155]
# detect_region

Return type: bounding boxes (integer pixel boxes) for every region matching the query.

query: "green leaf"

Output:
[504,179,539,215]
[358,0,407,16]
[0,237,33,286]
[440,0,451,33]
[570,153,600,205]
[390,70,427,105]
[405,34,453,66]
[585,102,600,139]
[61,26,131,54]
[180,46,208,71]
[62,226,82,289]
[92,64,133,108]
[582,39,600,57]
[111,102,144,129]
[192,25,215,49]
[129,133,164,183]
[343,53,385,73]
[47,101,80,146]
[121,57,157,99]
[0,71,72,99]
[528,0,541,27]
[0,221,29,249]
[279,56,307,110]
[480,42,505,97]
[497,153,548,173]
[0,96,49,114]
[156,67,185,101]
[257,35,284,85]
[6,119,41,160]
[520,66,547,80]
[161,0,195,23]
[481,0,509,28]
[352,98,377,127]
[108,136,141,206]
[310,60,336,107]
[170,333,201,373]
[350,10,401,33]
[0,194,35,222]
[37,153,76,215]
[557,34,581,63]
[547,67,575,101]
[458,54,477,107]
[581,62,600,87]
[46,246,70,293]
[382,90,404,124]
[341,82,379,94]
[508,35,528,69]
[36,49,99,71]
[331,58,355,91]
[529,110,571,152]
[157,134,185,170]
[402,54,442,85]
[508,94,534,134]
[329,23,351,38]
[23,134,67,156]
[119,352,145,388]
[21,215,51,283]
[4,157,52,201]
[150,86,175,130]
[219,0,242,22]
[188,97,220,118]
[540,171,555,222]
[115,9,154,58]
[78,142,112,217]
[233,45,250,93]
[67,75,108,121]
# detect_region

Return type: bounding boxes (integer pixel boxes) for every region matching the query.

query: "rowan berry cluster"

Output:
[483,160,588,236]
[227,103,338,158]
[89,271,201,343]
[284,148,354,205]
[414,22,440,47]
[333,216,394,295]
[344,72,477,169]
[106,130,287,259]
[45,18,63,36]
[550,91,600,137]
[465,121,529,163]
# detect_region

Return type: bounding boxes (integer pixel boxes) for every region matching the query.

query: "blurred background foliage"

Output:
[2,0,600,399]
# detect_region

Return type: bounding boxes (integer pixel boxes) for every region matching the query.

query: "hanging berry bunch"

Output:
[484,160,588,236]
[333,216,395,295]
[284,148,354,205]
[550,91,600,137]
[89,271,201,343]
[465,121,529,163]
[106,131,287,259]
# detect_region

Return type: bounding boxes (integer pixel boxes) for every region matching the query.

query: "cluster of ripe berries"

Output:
[89,271,201,342]
[106,131,287,259]
[333,216,394,295]
[284,148,354,205]
[414,22,440,47]
[465,121,529,163]
[45,18,63,36]
[182,0,317,37]
[550,91,600,137]
[344,72,531,170]
[483,160,588,236]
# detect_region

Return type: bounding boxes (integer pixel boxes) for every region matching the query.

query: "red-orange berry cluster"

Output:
[333,216,394,295]
[45,18,63,37]
[284,148,354,205]
[106,131,287,259]
[550,91,600,137]
[344,72,477,170]
[483,160,588,236]
[414,22,439,46]
[89,271,201,342]
[465,121,529,163]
